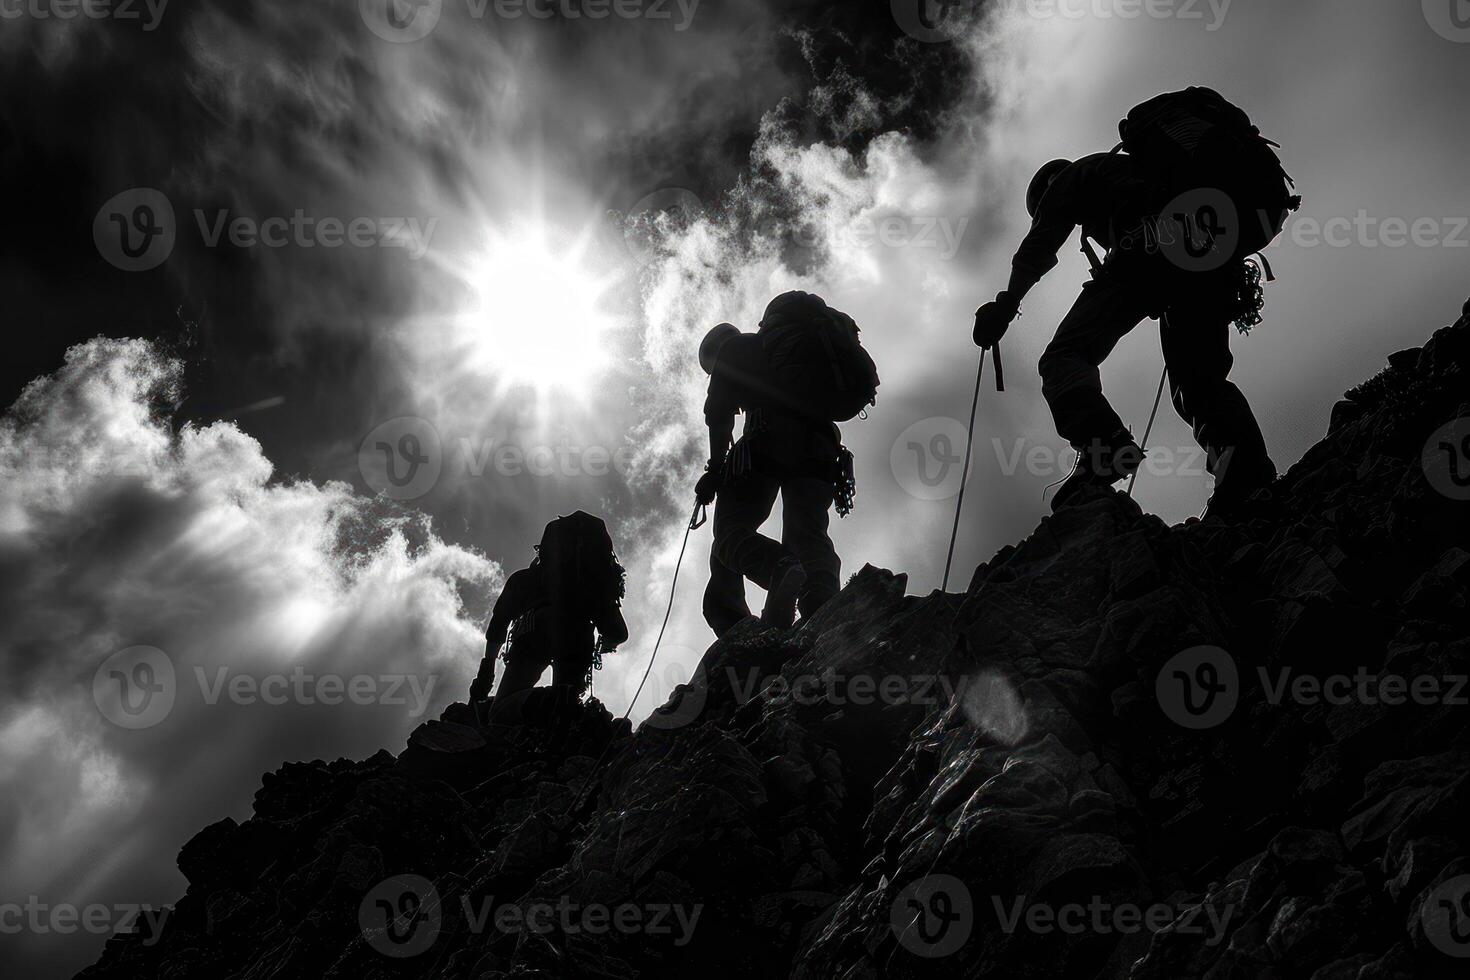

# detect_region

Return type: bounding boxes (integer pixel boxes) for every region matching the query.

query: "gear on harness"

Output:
[1228,253,1272,335]
[833,446,856,518]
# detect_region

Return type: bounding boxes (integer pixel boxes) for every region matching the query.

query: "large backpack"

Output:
[756,291,880,423]
[1117,87,1299,267]
[535,511,623,615]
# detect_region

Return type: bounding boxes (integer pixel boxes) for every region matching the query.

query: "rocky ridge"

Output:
[83,305,1470,979]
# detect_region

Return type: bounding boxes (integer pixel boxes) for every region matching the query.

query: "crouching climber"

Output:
[468,511,629,721]
[697,291,879,634]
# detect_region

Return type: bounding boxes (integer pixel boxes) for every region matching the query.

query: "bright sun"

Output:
[456,224,620,395]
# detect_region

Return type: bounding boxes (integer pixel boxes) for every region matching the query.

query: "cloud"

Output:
[0,337,498,975]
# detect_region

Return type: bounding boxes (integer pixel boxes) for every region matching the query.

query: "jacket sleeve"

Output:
[484,570,530,652]
[1007,165,1083,300]
[704,373,738,462]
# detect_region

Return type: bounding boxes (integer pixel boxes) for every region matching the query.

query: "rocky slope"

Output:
[83,305,1470,979]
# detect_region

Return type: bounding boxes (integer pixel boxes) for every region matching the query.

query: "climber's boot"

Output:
[1202,451,1278,521]
[1052,430,1144,512]
[762,556,807,629]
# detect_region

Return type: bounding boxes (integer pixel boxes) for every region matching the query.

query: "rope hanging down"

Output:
[1126,364,1168,498]
[941,342,1003,593]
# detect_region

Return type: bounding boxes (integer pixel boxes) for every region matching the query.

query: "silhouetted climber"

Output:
[973,88,1300,517]
[468,512,628,721]
[698,291,878,634]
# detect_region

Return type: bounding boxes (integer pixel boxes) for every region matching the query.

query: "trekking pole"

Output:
[941,346,988,593]
[564,500,704,817]
[1127,364,1169,497]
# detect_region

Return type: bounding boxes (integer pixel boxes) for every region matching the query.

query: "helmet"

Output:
[698,322,740,375]
[1026,159,1072,219]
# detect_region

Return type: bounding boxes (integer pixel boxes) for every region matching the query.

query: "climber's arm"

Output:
[699,379,737,502]
[1006,188,1080,303]
[470,571,528,702]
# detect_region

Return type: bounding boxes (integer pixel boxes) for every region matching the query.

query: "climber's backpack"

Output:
[757,291,880,423]
[535,511,622,615]
[1117,87,1300,265]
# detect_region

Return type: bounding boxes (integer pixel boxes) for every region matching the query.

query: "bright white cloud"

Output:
[0,337,499,963]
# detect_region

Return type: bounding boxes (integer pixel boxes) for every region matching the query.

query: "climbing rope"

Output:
[1127,364,1169,498]
[942,344,1002,593]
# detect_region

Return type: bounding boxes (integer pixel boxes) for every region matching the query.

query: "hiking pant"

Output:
[702,472,840,636]
[1037,277,1276,492]
[494,618,594,702]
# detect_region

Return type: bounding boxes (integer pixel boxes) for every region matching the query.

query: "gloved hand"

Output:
[695,465,724,505]
[468,658,495,703]
[973,291,1021,349]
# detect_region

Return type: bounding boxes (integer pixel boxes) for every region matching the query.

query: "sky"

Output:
[2,1,1468,975]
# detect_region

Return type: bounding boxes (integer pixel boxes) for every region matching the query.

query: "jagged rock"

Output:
[84,314,1470,978]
